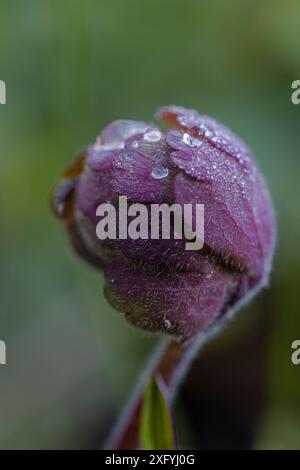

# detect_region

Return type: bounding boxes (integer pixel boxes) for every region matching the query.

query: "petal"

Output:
[110,132,173,203]
[100,119,149,146]
[174,166,273,282]
[104,256,238,340]
[159,105,251,168]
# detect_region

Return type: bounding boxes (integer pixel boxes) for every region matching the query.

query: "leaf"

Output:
[139,375,177,450]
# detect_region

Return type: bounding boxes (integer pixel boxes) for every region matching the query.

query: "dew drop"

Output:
[100,141,124,151]
[144,129,162,142]
[94,136,102,149]
[182,132,202,148]
[204,130,213,138]
[205,270,214,279]
[177,113,197,127]
[151,166,169,179]
[122,152,134,163]
[130,140,139,148]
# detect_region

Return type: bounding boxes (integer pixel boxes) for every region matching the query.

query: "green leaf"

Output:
[139,375,177,450]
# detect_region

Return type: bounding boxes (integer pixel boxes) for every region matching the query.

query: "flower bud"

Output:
[52,106,275,341]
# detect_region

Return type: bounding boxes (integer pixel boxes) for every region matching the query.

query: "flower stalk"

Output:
[105,316,228,450]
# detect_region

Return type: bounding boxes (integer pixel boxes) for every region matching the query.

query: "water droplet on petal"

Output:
[204,130,213,138]
[144,129,162,142]
[205,271,213,279]
[177,112,198,127]
[151,167,169,179]
[130,140,139,148]
[122,152,134,163]
[94,136,102,149]
[100,141,124,151]
[182,132,202,148]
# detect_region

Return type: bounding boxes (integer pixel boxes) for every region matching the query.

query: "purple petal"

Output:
[104,256,238,340]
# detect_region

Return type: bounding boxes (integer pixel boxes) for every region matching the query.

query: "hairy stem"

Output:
[105,322,223,450]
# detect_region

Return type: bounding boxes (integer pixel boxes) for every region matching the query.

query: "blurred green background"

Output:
[0,0,299,449]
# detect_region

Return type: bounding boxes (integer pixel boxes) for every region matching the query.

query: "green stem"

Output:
[105,321,223,450]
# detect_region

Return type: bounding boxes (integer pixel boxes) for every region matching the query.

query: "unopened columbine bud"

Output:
[52,106,275,341]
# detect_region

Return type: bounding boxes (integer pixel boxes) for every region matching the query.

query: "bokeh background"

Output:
[0,0,299,449]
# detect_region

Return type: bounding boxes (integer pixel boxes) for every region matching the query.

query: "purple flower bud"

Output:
[52,106,275,341]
